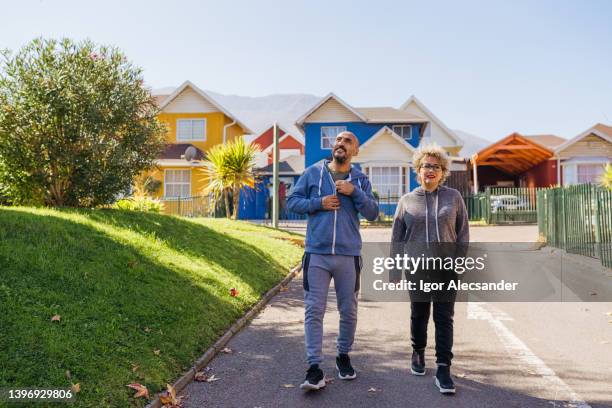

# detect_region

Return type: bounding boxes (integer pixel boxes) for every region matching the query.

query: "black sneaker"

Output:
[434,365,456,394]
[336,353,357,380]
[300,364,326,391]
[410,349,426,376]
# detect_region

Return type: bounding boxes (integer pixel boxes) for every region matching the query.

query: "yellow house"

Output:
[145,81,253,199]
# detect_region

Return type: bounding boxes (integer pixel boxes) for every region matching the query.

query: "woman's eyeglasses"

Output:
[420,164,442,171]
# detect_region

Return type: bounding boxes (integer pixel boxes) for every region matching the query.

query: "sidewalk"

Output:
[180,225,610,407]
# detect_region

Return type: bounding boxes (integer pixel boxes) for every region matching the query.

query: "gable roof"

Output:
[399,95,463,146]
[353,107,427,123]
[474,132,553,175]
[523,134,566,149]
[256,154,305,175]
[359,126,416,153]
[295,93,368,128]
[158,81,253,134]
[554,123,612,154]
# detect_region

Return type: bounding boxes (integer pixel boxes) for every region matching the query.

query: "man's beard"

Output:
[333,148,347,164]
[334,153,347,164]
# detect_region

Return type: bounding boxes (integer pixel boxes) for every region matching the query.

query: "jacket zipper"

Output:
[326,170,338,255]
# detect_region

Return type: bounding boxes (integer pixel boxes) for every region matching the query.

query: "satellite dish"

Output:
[184,146,197,162]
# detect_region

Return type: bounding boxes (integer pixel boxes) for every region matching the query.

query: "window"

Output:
[164,169,191,198]
[177,119,206,141]
[369,166,403,199]
[577,164,604,184]
[321,126,347,149]
[392,125,412,141]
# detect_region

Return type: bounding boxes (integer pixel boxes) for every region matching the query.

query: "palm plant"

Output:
[201,137,259,219]
[598,163,612,190]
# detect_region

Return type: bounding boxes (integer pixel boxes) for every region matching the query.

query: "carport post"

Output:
[471,154,479,194]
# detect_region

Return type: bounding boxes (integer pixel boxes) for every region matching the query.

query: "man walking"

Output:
[287,131,378,391]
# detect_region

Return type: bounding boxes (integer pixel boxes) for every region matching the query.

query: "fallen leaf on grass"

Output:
[131,364,140,372]
[127,260,138,269]
[230,288,239,297]
[144,327,152,333]
[65,370,72,380]
[153,349,161,356]
[281,384,295,388]
[220,347,233,354]
[51,314,61,322]
[126,383,149,399]
[71,383,80,393]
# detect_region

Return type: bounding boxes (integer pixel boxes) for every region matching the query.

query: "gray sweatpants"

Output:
[302,253,361,366]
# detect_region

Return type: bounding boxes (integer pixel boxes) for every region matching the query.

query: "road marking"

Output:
[467,302,591,408]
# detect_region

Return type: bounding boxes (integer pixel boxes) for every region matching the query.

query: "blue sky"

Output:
[2,0,611,140]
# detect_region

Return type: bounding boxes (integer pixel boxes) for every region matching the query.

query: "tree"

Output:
[201,137,259,220]
[0,38,165,206]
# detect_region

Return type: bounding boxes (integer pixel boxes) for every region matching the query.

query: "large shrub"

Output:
[0,38,165,206]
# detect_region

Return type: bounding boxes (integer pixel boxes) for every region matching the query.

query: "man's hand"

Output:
[322,195,340,211]
[335,180,355,196]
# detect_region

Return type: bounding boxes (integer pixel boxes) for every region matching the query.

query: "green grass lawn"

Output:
[0,207,303,407]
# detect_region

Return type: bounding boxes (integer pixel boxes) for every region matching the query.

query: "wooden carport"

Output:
[470,133,554,193]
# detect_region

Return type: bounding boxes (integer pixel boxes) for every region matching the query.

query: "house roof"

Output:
[158,81,254,134]
[353,107,427,123]
[153,94,170,107]
[399,95,463,146]
[523,134,566,149]
[554,123,612,154]
[256,154,305,175]
[473,132,554,175]
[359,126,416,153]
[295,93,368,127]
[594,123,612,137]
[159,143,205,161]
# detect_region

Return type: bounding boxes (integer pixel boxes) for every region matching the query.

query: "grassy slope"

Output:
[0,207,302,407]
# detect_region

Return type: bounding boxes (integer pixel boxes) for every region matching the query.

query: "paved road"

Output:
[182,226,612,407]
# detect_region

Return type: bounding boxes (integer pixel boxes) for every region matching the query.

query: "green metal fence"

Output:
[537,184,612,268]
[488,187,543,224]
[464,193,489,222]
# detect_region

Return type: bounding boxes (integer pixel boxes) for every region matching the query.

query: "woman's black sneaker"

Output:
[336,353,357,380]
[434,365,456,394]
[300,364,326,391]
[411,350,426,376]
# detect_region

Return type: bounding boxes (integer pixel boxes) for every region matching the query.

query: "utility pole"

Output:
[272,122,279,228]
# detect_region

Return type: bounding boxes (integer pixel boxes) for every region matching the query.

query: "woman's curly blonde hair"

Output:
[413,143,451,185]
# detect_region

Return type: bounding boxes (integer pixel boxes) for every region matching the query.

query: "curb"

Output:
[145,263,302,408]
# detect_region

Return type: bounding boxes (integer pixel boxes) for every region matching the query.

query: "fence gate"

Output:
[486,187,541,224]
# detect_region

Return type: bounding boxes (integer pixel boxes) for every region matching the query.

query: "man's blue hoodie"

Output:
[287,160,379,256]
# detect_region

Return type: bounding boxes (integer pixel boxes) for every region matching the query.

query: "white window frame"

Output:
[562,160,607,185]
[366,165,407,201]
[320,126,347,150]
[392,125,412,141]
[164,169,192,198]
[176,118,207,142]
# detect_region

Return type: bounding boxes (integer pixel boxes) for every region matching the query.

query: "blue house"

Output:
[295,93,464,215]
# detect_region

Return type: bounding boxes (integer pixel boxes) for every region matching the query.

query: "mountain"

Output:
[454,129,492,157]
[152,87,492,157]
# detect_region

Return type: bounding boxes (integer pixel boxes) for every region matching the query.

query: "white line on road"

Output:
[467,302,591,408]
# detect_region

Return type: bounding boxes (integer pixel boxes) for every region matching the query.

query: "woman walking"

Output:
[390,143,469,394]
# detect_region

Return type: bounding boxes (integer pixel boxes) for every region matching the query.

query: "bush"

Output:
[114,197,164,213]
[0,38,165,207]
